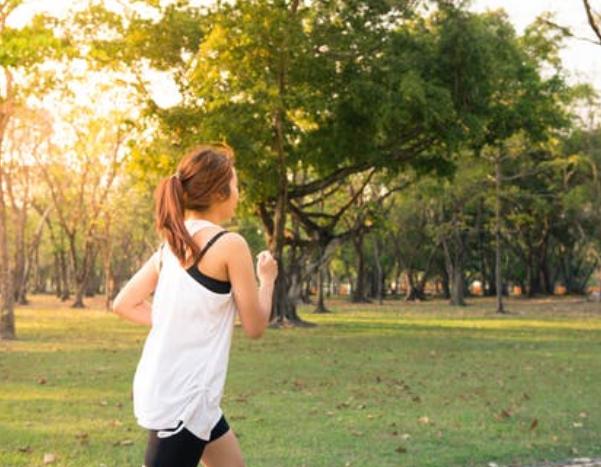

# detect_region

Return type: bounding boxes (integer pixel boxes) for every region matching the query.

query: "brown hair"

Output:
[154,144,235,267]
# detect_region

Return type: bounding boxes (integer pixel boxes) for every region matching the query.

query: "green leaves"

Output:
[433,5,570,151]
[0,15,68,68]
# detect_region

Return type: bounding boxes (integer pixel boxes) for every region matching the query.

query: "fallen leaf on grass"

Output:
[495,409,511,421]
[17,446,32,453]
[529,419,538,431]
[579,411,588,418]
[572,422,583,428]
[113,439,133,447]
[292,379,305,390]
[43,453,56,464]
[418,416,430,425]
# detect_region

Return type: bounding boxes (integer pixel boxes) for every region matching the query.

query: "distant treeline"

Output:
[1,0,600,339]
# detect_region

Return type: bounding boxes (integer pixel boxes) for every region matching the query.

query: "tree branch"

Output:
[583,0,601,44]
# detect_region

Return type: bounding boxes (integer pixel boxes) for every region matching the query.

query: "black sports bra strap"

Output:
[193,230,229,266]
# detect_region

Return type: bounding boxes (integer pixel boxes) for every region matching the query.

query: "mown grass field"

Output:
[1,294,600,466]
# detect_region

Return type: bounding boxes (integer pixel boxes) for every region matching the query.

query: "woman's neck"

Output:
[184,209,223,225]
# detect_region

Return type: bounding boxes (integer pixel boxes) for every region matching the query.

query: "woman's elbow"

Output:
[245,327,265,340]
[111,295,126,316]
[243,319,268,339]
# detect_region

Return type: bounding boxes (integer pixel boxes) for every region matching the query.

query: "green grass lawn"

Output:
[1,294,600,466]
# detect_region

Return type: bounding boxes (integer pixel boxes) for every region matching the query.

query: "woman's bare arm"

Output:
[224,233,277,339]
[112,254,159,326]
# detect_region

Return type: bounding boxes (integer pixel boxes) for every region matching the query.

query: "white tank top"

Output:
[132,219,237,440]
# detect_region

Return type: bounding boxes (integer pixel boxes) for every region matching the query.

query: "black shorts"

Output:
[143,415,230,467]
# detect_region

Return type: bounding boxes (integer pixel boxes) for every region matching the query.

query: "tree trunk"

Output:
[32,240,43,293]
[0,68,16,339]
[486,252,497,296]
[442,235,466,306]
[72,242,96,308]
[451,261,466,306]
[404,270,426,301]
[440,262,450,299]
[495,156,506,314]
[393,263,402,297]
[103,215,113,310]
[266,197,310,326]
[477,197,488,295]
[267,4,313,327]
[8,167,28,306]
[0,163,15,339]
[373,237,383,305]
[527,251,541,297]
[539,235,553,295]
[351,231,370,303]
[313,266,330,313]
[59,246,69,300]
[17,204,49,305]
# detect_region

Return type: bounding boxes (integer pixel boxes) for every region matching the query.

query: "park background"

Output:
[1,0,600,466]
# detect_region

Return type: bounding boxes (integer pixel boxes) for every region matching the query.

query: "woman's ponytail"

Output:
[154,174,201,267]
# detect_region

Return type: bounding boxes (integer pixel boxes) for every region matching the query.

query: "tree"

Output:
[89,0,458,324]
[386,190,440,301]
[3,106,52,305]
[0,1,68,339]
[434,5,570,311]
[33,109,130,308]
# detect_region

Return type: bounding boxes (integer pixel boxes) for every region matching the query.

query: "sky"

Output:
[471,0,601,92]
[7,0,601,109]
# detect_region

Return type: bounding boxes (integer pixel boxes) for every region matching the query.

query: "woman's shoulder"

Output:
[209,231,249,258]
[188,228,248,259]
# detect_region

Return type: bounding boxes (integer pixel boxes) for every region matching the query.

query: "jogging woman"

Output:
[112,144,278,467]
